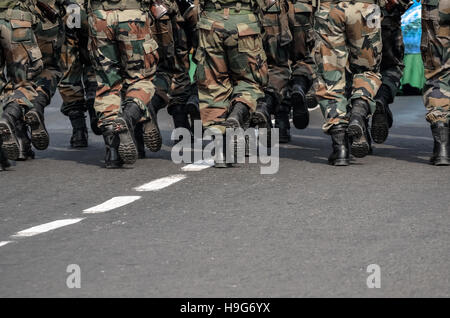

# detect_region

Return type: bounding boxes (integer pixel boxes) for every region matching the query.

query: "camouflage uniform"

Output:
[87,0,159,127]
[378,4,408,103]
[370,0,412,144]
[88,0,161,167]
[195,0,269,130]
[313,0,382,133]
[150,0,194,112]
[59,0,97,118]
[0,0,43,111]
[260,1,291,106]
[288,0,315,91]
[31,0,65,112]
[421,0,450,124]
[0,0,46,162]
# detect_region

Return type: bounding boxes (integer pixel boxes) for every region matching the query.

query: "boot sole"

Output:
[114,118,138,165]
[292,92,309,130]
[251,112,272,148]
[0,121,20,161]
[329,159,350,166]
[25,111,49,150]
[431,157,450,166]
[143,120,162,152]
[371,104,389,144]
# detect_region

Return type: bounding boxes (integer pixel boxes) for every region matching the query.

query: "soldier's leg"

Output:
[421,0,450,166]
[0,12,43,162]
[346,2,382,158]
[89,9,130,167]
[195,16,233,131]
[371,11,405,143]
[25,12,64,151]
[313,2,350,165]
[289,0,315,130]
[167,13,197,141]
[118,10,161,155]
[227,19,268,129]
[0,44,10,170]
[60,30,90,148]
[253,8,291,132]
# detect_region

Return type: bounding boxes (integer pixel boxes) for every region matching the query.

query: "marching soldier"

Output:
[371,0,412,144]
[87,0,161,168]
[135,0,199,158]
[59,0,101,148]
[251,0,292,139]
[421,0,449,166]
[27,0,65,154]
[313,0,383,166]
[0,0,44,166]
[194,0,269,167]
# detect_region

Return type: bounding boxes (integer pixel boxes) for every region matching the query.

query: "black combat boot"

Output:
[15,119,34,161]
[186,94,200,120]
[0,103,24,161]
[68,111,88,148]
[275,99,291,143]
[430,122,449,166]
[134,122,146,159]
[291,76,310,129]
[86,99,102,136]
[214,134,232,168]
[142,101,162,152]
[225,102,250,162]
[151,93,167,114]
[24,91,50,150]
[328,124,350,166]
[347,98,371,158]
[371,84,394,144]
[102,124,123,169]
[169,104,192,144]
[226,102,250,128]
[0,139,11,171]
[115,102,141,165]
[251,93,274,129]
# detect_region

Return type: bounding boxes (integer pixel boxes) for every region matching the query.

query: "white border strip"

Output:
[12,218,85,238]
[0,241,13,248]
[182,160,214,172]
[134,175,186,192]
[83,196,142,214]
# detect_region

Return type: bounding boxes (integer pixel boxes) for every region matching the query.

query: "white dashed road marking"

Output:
[12,218,85,238]
[181,160,214,172]
[0,241,13,248]
[134,174,186,192]
[83,196,142,214]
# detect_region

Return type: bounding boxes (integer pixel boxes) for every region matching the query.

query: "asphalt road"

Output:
[0,94,448,297]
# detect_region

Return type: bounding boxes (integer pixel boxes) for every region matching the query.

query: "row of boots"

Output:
[328,98,450,166]
[101,95,201,169]
[0,102,49,170]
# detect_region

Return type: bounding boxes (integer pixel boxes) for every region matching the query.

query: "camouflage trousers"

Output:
[313,1,382,132]
[151,9,193,111]
[88,9,159,126]
[195,9,268,128]
[261,4,291,104]
[32,3,65,108]
[59,3,97,116]
[0,9,43,112]
[379,9,405,103]
[421,0,450,124]
[288,0,315,85]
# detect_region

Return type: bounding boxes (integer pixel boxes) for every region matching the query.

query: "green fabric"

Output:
[0,0,18,9]
[400,53,426,90]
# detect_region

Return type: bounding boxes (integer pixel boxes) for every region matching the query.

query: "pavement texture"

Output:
[0,94,448,297]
